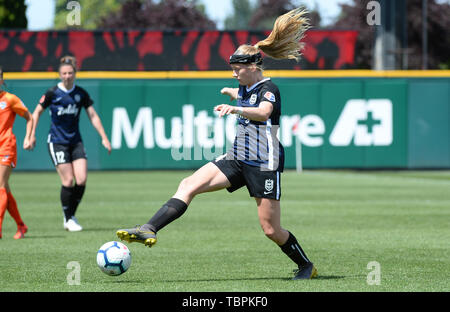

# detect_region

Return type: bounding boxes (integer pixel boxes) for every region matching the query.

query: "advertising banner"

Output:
[10,76,446,170]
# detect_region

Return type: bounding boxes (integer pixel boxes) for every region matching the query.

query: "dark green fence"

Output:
[7,76,450,170]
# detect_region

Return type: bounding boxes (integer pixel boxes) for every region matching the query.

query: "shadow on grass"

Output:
[18,228,117,238]
[314,275,350,280]
[79,227,118,232]
[97,274,354,285]
[21,235,65,239]
[160,275,350,283]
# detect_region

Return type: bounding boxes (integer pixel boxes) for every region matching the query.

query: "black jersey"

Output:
[228,78,285,172]
[39,84,93,145]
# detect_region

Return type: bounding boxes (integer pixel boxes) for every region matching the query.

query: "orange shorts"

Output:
[0,153,17,168]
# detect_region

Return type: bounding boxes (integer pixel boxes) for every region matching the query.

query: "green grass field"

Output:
[0,170,449,292]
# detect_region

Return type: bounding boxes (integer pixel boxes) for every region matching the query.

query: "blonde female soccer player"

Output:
[117,8,317,279]
[31,56,111,232]
[0,66,34,239]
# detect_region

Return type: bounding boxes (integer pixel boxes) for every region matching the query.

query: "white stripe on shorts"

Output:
[49,142,58,166]
[276,171,280,200]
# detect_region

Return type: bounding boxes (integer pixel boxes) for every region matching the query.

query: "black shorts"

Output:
[212,157,281,200]
[48,142,87,166]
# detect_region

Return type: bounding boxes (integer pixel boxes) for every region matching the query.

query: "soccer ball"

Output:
[97,241,132,276]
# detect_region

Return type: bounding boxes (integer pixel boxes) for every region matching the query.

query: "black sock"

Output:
[280,231,311,268]
[61,185,74,221]
[69,184,85,217]
[143,198,188,232]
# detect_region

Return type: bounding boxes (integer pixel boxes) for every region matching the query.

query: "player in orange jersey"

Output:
[0,66,34,239]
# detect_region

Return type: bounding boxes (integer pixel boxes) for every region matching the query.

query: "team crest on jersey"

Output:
[264,91,275,102]
[0,101,6,109]
[74,94,81,103]
[264,179,274,192]
[249,94,258,105]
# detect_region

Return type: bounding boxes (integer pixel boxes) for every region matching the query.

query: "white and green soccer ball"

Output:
[97,241,132,276]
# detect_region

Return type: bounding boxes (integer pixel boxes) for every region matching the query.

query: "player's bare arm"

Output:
[214,101,273,122]
[30,103,45,149]
[220,87,239,101]
[22,110,34,150]
[86,106,112,154]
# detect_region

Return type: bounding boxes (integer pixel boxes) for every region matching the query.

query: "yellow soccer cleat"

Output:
[116,225,157,247]
[292,262,318,280]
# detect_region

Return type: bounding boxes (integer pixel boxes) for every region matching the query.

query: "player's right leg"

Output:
[172,161,232,205]
[117,162,231,247]
[116,225,158,247]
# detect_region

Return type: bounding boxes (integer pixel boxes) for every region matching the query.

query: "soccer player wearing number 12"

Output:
[31,56,112,232]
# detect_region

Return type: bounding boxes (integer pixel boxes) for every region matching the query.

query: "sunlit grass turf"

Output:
[0,170,449,292]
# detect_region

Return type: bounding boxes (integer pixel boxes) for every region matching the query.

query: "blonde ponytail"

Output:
[254,7,310,62]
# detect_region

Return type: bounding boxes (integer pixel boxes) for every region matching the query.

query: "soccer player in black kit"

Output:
[117,8,317,279]
[31,56,111,232]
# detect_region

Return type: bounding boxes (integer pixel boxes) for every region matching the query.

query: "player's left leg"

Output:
[0,165,12,239]
[256,197,317,280]
[255,197,288,244]
[70,157,87,219]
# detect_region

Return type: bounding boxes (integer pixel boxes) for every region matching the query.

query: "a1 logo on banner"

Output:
[329,99,393,147]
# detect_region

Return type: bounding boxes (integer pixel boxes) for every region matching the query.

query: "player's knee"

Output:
[178,176,198,196]
[260,224,276,240]
[76,177,87,186]
[61,177,74,187]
